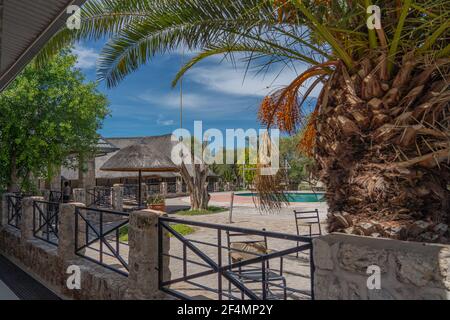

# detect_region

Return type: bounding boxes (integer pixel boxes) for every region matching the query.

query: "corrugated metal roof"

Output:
[0,0,87,91]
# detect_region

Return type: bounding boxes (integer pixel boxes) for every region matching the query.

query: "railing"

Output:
[158,217,314,300]
[87,187,112,208]
[33,200,60,246]
[7,195,22,229]
[75,207,130,276]
[49,190,63,203]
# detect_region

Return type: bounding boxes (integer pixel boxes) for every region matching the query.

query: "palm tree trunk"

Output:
[315,58,450,242]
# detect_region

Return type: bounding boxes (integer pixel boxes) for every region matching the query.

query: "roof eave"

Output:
[0,0,88,91]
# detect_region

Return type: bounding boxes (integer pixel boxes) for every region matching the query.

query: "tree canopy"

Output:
[0,51,109,192]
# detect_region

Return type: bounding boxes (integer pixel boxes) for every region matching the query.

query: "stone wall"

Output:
[0,194,170,300]
[313,234,450,300]
[0,227,128,299]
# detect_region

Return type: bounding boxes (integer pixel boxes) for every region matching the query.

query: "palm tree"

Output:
[40,0,449,241]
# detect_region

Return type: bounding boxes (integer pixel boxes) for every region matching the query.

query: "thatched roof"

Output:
[96,138,119,155]
[101,143,179,172]
[61,134,218,181]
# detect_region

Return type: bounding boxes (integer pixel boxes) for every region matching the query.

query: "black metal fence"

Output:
[87,187,112,208]
[75,207,130,276]
[7,195,22,229]
[33,200,60,246]
[158,217,314,300]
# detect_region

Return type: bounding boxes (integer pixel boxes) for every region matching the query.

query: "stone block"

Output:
[58,203,86,261]
[313,237,334,270]
[314,273,345,300]
[125,209,170,299]
[394,248,450,289]
[21,197,44,242]
[338,243,389,273]
[313,234,450,300]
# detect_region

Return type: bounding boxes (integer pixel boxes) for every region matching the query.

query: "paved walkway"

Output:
[0,279,18,300]
[161,195,327,300]
[0,255,60,300]
[177,191,329,221]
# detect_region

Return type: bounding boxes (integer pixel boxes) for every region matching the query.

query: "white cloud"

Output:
[156,115,175,126]
[186,60,323,98]
[137,91,210,110]
[72,45,99,69]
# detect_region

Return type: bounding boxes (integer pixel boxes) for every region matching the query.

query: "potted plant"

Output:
[146,195,166,212]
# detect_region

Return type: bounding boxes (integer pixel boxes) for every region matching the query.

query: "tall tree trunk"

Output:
[314,57,450,243]
[180,162,210,210]
[8,151,19,192]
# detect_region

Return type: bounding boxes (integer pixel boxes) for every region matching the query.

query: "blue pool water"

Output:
[238,192,325,203]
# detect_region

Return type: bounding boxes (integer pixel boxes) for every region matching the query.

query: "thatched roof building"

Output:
[101,143,179,172]
[61,134,217,186]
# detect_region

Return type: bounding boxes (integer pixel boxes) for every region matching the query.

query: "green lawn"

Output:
[119,226,129,242]
[175,206,227,216]
[169,224,196,237]
[118,223,195,242]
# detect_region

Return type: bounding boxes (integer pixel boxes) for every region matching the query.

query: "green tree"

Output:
[236,147,257,188]
[41,0,449,241]
[215,164,237,184]
[0,51,109,192]
[280,133,314,185]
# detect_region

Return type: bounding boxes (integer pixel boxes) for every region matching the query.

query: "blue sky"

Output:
[73,41,320,139]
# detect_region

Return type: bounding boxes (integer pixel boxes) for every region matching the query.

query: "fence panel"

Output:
[75,207,130,276]
[87,187,112,209]
[158,217,314,300]
[7,195,22,229]
[33,200,60,246]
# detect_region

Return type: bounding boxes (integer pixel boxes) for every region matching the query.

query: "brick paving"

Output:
[161,195,328,300]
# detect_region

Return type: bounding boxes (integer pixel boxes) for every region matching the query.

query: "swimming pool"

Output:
[237,192,325,203]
